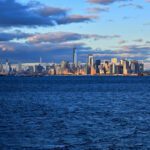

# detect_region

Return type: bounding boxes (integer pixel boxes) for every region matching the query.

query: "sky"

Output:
[0,0,150,69]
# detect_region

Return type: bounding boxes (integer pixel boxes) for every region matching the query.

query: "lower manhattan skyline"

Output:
[0,49,146,76]
[0,0,150,70]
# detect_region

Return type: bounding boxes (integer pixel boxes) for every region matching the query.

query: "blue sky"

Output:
[0,0,150,69]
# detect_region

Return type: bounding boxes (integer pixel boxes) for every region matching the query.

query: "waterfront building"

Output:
[121,60,130,75]
[88,54,94,67]
[4,59,11,74]
[61,61,68,69]
[26,66,34,74]
[95,60,101,74]
[104,61,110,74]
[99,64,105,75]
[88,54,95,75]
[0,60,3,73]
[111,58,118,64]
[116,65,123,74]
[17,63,22,73]
[35,64,44,74]
[46,65,51,73]
[110,63,116,74]
[139,63,144,73]
[55,65,61,75]
[130,61,139,74]
[73,48,77,67]
[48,68,55,75]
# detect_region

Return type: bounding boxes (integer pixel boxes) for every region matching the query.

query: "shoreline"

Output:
[0,74,150,77]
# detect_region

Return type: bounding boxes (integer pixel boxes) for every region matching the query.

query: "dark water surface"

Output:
[0,76,150,150]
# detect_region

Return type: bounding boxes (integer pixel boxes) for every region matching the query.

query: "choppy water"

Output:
[0,76,150,150]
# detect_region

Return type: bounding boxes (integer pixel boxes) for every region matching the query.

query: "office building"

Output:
[4,59,11,74]
[87,54,95,75]
[121,60,130,75]
[139,63,144,73]
[88,54,94,67]
[110,63,116,74]
[35,64,44,74]
[130,61,139,74]
[95,60,101,74]
[73,48,77,67]
[0,60,3,73]
[111,58,118,64]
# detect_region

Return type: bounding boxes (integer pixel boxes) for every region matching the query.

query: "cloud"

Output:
[36,6,68,17]
[56,15,97,25]
[134,39,143,43]
[87,7,109,13]
[0,41,90,62]
[27,32,120,43]
[118,40,127,44]
[87,0,131,5]
[119,3,143,9]
[0,0,95,27]
[146,41,150,44]
[122,16,132,20]
[0,30,32,41]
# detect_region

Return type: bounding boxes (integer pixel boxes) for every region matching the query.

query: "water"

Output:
[0,76,150,150]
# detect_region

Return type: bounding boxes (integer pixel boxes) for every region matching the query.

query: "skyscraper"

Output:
[95,60,101,74]
[130,61,139,74]
[73,48,77,67]
[0,59,3,73]
[110,63,116,74]
[121,60,130,75]
[139,63,144,73]
[111,58,118,64]
[88,54,95,75]
[5,59,11,74]
[88,54,94,67]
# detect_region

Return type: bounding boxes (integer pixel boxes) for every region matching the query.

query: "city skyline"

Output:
[0,50,145,76]
[0,0,150,69]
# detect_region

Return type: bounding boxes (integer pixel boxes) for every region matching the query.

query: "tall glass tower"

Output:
[73,48,77,67]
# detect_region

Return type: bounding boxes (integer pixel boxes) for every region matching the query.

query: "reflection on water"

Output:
[0,76,150,149]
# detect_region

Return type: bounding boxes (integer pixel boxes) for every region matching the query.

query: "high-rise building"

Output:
[139,63,144,73]
[116,65,123,74]
[73,48,77,67]
[121,60,130,75]
[35,64,44,74]
[111,58,118,64]
[61,61,69,70]
[87,54,95,75]
[130,61,139,74]
[104,61,110,74]
[0,60,3,73]
[55,65,61,75]
[110,63,116,74]
[17,63,22,72]
[95,60,101,74]
[5,59,11,74]
[26,66,34,74]
[88,54,94,67]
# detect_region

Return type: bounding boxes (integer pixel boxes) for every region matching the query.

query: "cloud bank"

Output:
[87,0,131,5]
[0,0,95,27]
